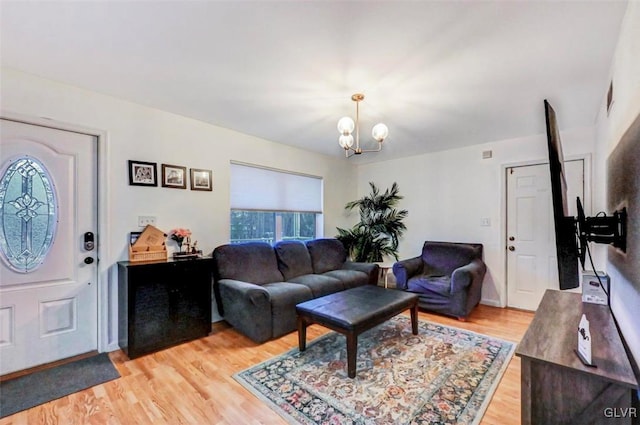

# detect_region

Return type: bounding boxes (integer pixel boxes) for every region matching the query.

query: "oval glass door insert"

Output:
[0,156,58,273]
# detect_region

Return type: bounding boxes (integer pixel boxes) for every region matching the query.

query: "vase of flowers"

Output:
[169,228,191,254]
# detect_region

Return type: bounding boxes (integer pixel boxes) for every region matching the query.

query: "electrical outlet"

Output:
[138,216,157,227]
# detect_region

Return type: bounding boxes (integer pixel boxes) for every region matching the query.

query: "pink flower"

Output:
[169,228,192,245]
[170,228,192,238]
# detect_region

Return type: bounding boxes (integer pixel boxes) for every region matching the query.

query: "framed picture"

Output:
[129,231,142,246]
[128,160,157,186]
[161,164,187,189]
[190,168,213,191]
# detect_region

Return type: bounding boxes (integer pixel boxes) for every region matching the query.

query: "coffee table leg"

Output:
[346,331,357,378]
[410,303,418,335]
[298,316,307,352]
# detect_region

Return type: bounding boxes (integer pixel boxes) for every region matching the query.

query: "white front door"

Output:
[506,160,584,310]
[0,119,98,375]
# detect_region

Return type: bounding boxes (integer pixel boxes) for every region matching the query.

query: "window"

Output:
[230,211,317,244]
[230,163,322,244]
[0,157,58,273]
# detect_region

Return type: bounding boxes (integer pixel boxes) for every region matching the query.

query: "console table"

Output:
[516,290,638,425]
[118,257,213,359]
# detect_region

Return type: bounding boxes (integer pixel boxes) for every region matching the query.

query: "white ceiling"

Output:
[0,1,628,164]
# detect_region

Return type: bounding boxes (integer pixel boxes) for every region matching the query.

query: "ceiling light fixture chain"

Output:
[337,93,388,157]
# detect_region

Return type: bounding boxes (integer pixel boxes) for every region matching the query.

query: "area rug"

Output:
[235,317,515,424]
[0,353,120,418]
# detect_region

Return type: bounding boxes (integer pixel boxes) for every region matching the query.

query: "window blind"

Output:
[230,162,323,213]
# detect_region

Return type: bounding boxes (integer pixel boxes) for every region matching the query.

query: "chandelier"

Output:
[337,93,388,157]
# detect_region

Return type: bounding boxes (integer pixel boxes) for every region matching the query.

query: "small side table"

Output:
[374,262,395,288]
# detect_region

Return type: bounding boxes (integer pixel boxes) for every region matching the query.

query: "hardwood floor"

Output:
[0,304,534,425]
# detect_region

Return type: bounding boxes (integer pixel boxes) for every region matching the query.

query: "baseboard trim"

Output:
[481,299,503,308]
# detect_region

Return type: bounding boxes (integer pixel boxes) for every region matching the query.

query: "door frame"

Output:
[499,154,592,308]
[1,111,112,353]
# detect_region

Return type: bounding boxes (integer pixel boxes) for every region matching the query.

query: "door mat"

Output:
[0,353,120,418]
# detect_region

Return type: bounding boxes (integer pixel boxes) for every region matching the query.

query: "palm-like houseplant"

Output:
[336,182,408,262]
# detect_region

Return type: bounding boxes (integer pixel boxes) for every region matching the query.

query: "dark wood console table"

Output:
[118,257,213,359]
[516,290,638,425]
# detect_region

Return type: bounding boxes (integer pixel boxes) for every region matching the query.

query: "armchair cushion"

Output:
[421,242,482,276]
[408,275,451,296]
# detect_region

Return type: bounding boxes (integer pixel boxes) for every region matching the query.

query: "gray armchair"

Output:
[392,241,486,320]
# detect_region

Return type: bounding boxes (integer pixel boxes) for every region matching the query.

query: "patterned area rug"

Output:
[234,316,515,425]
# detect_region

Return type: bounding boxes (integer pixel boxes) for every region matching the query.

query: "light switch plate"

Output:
[138,216,157,227]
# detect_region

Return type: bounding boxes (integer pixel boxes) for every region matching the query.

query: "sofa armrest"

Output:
[392,256,424,289]
[343,261,380,286]
[218,279,273,343]
[450,259,486,293]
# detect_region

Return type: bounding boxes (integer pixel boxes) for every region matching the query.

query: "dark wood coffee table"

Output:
[296,285,419,378]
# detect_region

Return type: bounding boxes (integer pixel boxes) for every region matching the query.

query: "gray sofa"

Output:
[212,238,379,343]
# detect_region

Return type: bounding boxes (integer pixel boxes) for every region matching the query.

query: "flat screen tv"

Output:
[544,99,627,291]
[544,100,580,289]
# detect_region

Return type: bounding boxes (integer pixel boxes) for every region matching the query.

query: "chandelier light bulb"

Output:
[339,134,354,149]
[337,116,355,135]
[372,123,389,142]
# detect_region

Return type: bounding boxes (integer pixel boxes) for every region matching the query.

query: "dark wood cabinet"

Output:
[118,257,213,359]
[516,290,638,425]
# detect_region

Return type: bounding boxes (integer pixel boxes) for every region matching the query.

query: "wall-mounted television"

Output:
[544,99,627,291]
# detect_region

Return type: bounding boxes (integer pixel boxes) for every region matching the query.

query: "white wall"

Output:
[356,126,595,307]
[594,1,640,370]
[0,68,358,351]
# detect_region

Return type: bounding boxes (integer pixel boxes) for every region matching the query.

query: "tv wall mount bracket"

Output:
[576,197,627,265]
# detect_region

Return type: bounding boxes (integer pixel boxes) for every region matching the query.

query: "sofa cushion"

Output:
[274,240,314,280]
[213,242,283,284]
[323,269,369,289]
[306,238,347,274]
[287,274,344,297]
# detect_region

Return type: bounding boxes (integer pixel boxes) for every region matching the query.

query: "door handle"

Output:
[508,246,515,252]
[84,256,94,264]
[508,236,515,241]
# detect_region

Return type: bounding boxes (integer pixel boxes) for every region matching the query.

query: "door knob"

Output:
[509,236,515,241]
[84,257,94,264]
[508,246,515,252]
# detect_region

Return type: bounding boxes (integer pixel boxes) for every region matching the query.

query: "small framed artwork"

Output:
[161,164,187,189]
[128,160,157,186]
[129,231,142,246]
[190,168,213,191]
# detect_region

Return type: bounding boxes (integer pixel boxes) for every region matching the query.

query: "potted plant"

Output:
[336,182,408,262]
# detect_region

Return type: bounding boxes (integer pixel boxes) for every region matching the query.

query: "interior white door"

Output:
[506,160,584,310]
[0,119,98,375]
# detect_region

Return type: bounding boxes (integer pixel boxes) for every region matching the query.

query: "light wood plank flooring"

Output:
[0,304,533,425]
